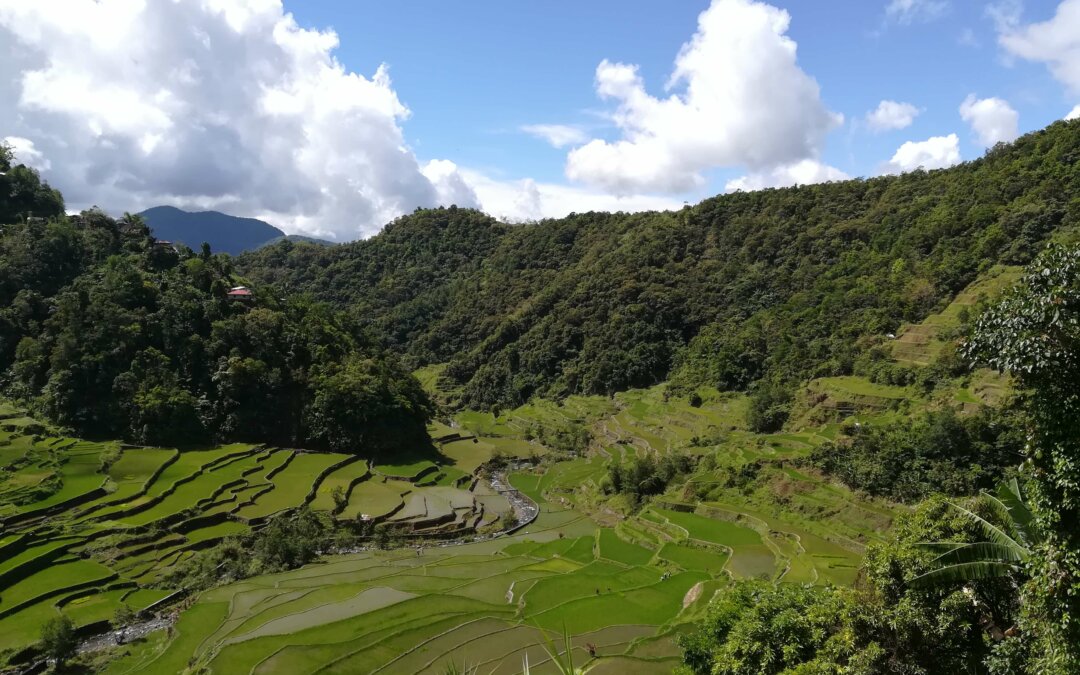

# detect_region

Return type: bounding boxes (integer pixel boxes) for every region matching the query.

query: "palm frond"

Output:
[995,478,1042,547]
[909,561,1019,588]
[946,500,1022,551]
[908,480,1040,590]
[915,541,966,556]
[928,541,1027,566]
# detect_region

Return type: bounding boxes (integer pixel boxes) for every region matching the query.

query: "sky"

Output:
[0,0,1078,241]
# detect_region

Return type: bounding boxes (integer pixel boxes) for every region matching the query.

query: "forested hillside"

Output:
[238,120,1080,409]
[0,174,431,452]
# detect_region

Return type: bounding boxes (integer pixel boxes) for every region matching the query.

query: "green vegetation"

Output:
[239,121,1080,410]
[0,199,431,453]
[809,406,1024,501]
[40,614,77,667]
[4,123,1080,673]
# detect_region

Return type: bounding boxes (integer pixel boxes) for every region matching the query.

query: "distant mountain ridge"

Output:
[138,206,333,255]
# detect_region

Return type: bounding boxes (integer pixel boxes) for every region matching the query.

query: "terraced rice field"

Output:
[1,379,895,671]
[0,410,529,663]
[104,503,722,674]
[890,265,1021,367]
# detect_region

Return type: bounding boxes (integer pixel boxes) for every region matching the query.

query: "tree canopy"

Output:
[0,209,431,453]
[238,120,1080,409]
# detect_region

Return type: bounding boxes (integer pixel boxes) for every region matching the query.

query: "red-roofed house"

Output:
[227,286,254,301]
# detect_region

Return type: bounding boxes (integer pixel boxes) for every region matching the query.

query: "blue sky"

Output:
[290,0,1071,191]
[1,0,1078,239]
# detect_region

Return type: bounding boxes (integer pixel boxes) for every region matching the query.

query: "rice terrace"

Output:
[4,0,1080,673]
[0,375,910,673]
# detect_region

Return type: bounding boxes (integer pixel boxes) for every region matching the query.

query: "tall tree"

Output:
[967,243,1080,673]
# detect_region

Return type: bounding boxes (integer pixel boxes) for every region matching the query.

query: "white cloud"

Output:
[986,0,1023,32]
[866,100,921,132]
[726,159,850,192]
[564,0,842,196]
[885,134,962,173]
[521,124,588,149]
[998,0,1080,94]
[3,135,50,171]
[1067,104,1080,120]
[959,94,1019,147]
[460,169,684,224]
[421,159,481,209]
[0,0,477,240]
[885,0,950,24]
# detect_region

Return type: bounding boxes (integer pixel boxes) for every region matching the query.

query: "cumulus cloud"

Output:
[885,134,962,173]
[564,0,842,196]
[885,0,950,24]
[866,100,921,132]
[0,0,477,240]
[521,124,588,149]
[421,159,481,209]
[1067,104,1080,120]
[3,135,49,171]
[998,0,1080,94]
[461,169,683,224]
[959,94,1019,147]
[726,160,850,192]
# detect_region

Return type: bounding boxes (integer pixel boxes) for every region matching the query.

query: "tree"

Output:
[911,478,1040,587]
[967,243,1080,672]
[40,614,77,667]
[0,141,12,172]
[305,355,432,454]
[331,485,347,512]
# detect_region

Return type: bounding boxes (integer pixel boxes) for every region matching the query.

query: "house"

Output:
[153,239,179,253]
[227,286,254,301]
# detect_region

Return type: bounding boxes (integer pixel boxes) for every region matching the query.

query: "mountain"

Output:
[138,205,287,255]
[237,119,1080,409]
[258,233,336,249]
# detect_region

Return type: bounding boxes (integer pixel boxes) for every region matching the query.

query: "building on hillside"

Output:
[227,286,254,302]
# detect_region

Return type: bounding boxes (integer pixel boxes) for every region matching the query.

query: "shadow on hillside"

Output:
[371,431,454,468]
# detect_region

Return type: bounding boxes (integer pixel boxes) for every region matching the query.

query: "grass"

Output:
[14,442,109,514]
[374,459,438,479]
[658,544,730,574]
[184,520,250,544]
[309,459,369,512]
[810,376,912,401]
[99,448,177,504]
[598,529,655,566]
[236,452,349,520]
[530,571,708,633]
[99,630,172,675]
[653,509,763,547]
[143,602,230,673]
[339,479,407,520]
[0,559,115,613]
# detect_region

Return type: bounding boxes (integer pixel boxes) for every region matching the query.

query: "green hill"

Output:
[238,120,1080,409]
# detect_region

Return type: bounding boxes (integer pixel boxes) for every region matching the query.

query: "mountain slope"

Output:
[139,205,286,255]
[237,119,1080,408]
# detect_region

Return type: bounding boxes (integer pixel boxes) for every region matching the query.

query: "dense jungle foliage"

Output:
[808,406,1025,502]
[678,242,1080,674]
[238,120,1080,409]
[0,157,432,451]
